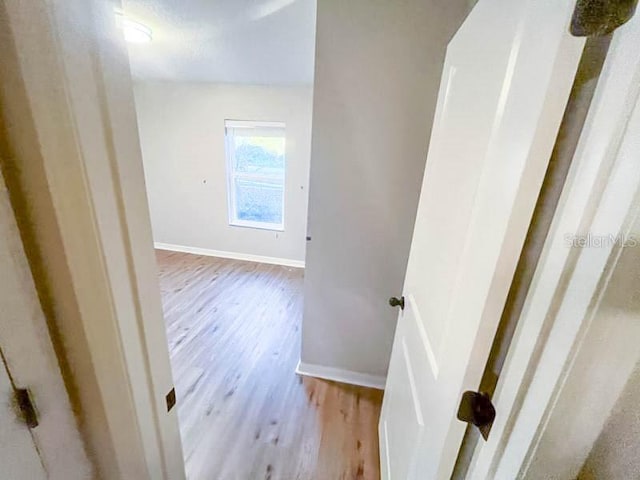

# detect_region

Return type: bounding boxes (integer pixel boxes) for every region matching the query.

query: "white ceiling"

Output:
[121,0,316,85]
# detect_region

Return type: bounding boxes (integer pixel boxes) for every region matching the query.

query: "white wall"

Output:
[524,216,640,479]
[301,0,472,380]
[133,82,313,264]
[579,360,640,479]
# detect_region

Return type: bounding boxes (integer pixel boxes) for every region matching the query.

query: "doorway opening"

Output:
[120,0,384,477]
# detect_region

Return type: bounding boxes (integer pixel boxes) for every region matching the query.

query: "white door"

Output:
[379,1,585,478]
[0,359,46,480]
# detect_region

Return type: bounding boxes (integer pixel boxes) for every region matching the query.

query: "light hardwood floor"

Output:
[156,250,383,480]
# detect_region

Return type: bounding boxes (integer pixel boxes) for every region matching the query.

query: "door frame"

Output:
[0,164,92,478]
[468,13,640,479]
[0,0,183,478]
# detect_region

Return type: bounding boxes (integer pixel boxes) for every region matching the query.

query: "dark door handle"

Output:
[389,296,405,310]
[457,391,496,440]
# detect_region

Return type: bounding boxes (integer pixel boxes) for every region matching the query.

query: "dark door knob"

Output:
[389,296,405,310]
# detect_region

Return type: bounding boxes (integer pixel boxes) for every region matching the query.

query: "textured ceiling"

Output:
[122,0,316,85]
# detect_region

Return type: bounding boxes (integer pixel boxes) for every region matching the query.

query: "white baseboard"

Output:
[154,242,305,268]
[295,360,386,390]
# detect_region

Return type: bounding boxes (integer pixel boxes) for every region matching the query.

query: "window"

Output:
[225,120,286,231]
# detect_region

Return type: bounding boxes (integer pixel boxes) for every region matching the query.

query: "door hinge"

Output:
[166,387,176,412]
[570,0,638,37]
[15,388,39,428]
[456,391,495,440]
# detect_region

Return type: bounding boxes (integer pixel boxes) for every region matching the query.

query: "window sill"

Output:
[229,220,284,232]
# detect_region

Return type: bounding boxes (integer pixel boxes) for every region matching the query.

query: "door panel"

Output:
[379,0,584,478]
[380,302,429,479]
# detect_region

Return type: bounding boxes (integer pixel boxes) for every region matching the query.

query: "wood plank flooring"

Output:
[156,250,383,480]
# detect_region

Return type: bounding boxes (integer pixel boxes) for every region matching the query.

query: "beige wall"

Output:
[524,214,640,478]
[301,0,472,378]
[579,360,640,479]
[134,82,313,263]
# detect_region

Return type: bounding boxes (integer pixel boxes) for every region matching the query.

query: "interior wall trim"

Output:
[154,242,305,269]
[295,360,386,390]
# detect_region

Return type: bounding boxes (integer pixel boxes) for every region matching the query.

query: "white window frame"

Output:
[224,120,286,231]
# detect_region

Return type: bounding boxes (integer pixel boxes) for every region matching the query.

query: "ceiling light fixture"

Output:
[116,12,153,44]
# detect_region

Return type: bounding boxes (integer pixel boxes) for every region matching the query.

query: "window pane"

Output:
[232,135,285,177]
[234,177,283,225]
[226,121,286,230]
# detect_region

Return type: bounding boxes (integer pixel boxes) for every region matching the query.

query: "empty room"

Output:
[122,0,374,478]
